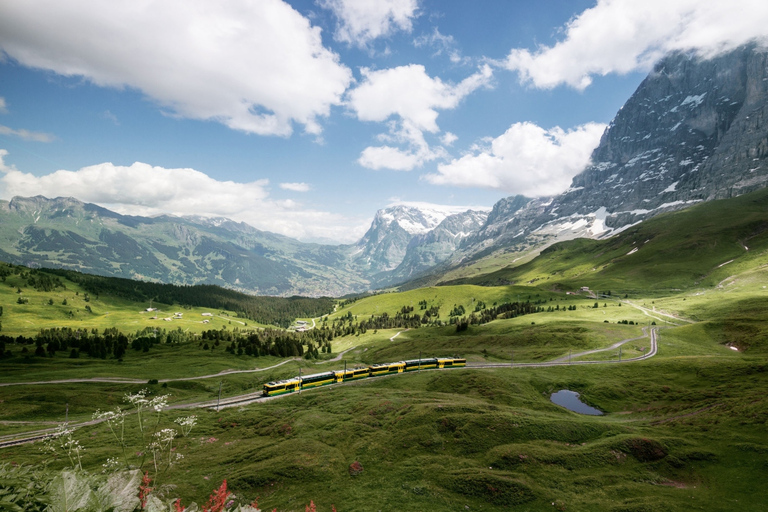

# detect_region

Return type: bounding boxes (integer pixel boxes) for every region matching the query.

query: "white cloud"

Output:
[0,0,352,136]
[350,64,492,171]
[358,119,446,170]
[506,0,768,90]
[424,122,606,197]
[0,97,7,114]
[0,150,362,243]
[349,64,492,132]
[440,132,458,146]
[320,0,419,46]
[413,27,469,65]
[100,110,119,126]
[280,182,310,192]
[0,125,55,142]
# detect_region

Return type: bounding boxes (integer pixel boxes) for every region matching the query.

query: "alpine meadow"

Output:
[1,2,767,512]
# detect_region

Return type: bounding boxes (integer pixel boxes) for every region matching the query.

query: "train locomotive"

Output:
[262,357,466,397]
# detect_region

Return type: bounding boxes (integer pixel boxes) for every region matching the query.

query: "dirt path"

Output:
[390,329,409,341]
[315,347,356,364]
[625,300,694,325]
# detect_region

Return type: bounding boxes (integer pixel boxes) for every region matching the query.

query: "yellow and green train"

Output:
[262,357,466,397]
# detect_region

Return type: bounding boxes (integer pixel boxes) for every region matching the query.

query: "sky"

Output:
[0,0,766,244]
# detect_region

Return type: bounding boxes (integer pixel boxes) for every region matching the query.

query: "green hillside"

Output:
[2,189,768,511]
[442,188,768,295]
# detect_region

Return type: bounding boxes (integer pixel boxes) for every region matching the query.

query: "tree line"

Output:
[21,265,336,328]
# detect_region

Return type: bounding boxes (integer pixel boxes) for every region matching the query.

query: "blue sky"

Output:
[0,0,766,243]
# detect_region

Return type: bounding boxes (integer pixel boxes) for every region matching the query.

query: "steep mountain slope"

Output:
[446,186,768,294]
[375,209,488,286]
[350,204,485,276]
[412,43,768,287]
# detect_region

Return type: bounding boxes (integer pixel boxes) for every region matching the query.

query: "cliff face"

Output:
[380,209,488,285]
[563,43,768,226]
[453,44,768,264]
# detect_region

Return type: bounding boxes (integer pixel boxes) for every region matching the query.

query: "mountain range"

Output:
[1,43,767,296]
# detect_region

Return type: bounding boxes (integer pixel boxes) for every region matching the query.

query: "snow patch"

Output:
[626,247,638,255]
[588,207,609,236]
[662,181,679,193]
[681,93,706,108]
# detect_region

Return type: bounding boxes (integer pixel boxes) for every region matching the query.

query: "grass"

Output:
[0,271,263,337]
[446,187,768,295]
[330,284,561,322]
[2,187,768,510]
[3,357,766,511]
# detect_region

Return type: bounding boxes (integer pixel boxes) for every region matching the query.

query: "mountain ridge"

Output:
[2,45,768,296]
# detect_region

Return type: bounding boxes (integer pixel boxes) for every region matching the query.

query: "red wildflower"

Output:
[138,472,153,510]
[306,500,317,512]
[174,498,186,512]
[203,480,232,512]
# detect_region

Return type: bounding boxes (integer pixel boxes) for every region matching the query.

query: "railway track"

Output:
[0,329,657,449]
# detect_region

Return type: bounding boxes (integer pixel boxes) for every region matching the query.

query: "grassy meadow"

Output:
[1,189,768,511]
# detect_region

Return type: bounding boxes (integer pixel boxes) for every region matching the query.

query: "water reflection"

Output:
[550,389,604,415]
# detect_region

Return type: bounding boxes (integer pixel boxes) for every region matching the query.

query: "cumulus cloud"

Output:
[506,0,768,90]
[0,125,55,142]
[320,0,419,46]
[350,64,492,171]
[280,182,310,192]
[424,122,606,197]
[0,0,352,136]
[357,119,446,171]
[440,132,458,146]
[0,150,362,243]
[349,64,492,132]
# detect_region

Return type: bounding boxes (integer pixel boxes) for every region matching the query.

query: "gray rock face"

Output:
[381,209,488,285]
[452,43,768,265]
[351,204,478,275]
[562,43,768,226]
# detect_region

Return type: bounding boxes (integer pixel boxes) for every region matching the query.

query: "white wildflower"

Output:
[174,415,197,437]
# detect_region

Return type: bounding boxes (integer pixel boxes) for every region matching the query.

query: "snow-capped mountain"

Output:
[3,45,768,296]
[379,209,489,285]
[351,204,484,274]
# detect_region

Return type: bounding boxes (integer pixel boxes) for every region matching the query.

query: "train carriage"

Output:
[403,358,438,371]
[262,357,464,397]
[333,367,370,383]
[369,361,405,376]
[300,371,336,389]
[437,357,466,368]
[263,377,301,397]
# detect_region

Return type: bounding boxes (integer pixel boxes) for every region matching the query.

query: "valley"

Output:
[1,188,766,510]
[0,27,767,512]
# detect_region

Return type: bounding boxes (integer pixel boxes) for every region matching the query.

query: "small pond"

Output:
[550,389,604,415]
